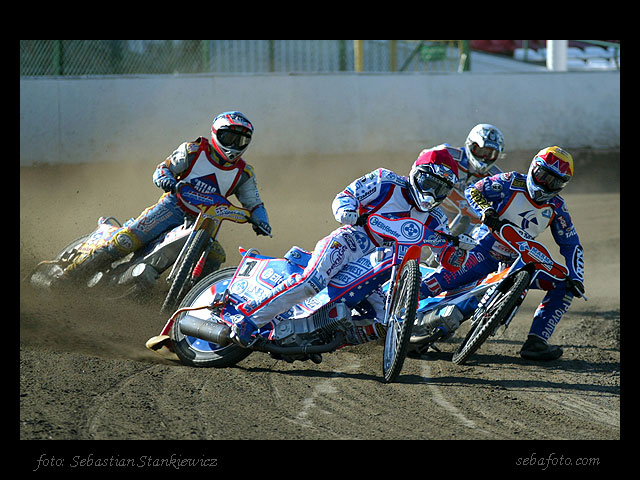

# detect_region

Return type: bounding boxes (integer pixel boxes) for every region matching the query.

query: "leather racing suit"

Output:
[70,137,269,274]
[235,168,469,344]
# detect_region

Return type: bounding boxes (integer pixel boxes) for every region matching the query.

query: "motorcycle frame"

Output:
[415,222,572,335]
[166,184,253,283]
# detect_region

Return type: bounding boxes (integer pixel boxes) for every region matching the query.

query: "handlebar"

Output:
[357,212,475,250]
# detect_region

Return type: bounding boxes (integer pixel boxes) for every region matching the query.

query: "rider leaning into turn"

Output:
[420,146,585,361]
[226,148,472,350]
[61,111,271,281]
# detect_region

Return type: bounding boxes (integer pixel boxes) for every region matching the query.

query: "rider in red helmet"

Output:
[227,147,472,350]
[61,111,271,282]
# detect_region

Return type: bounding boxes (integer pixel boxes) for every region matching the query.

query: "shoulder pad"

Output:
[185,138,205,154]
[378,168,405,186]
[508,172,528,191]
[243,163,255,178]
[444,145,463,162]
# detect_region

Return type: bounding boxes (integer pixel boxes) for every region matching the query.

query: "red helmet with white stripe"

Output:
[409,148,459,212]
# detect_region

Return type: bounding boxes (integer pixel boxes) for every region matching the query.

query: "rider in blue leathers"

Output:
[62,111,271,281]
[420,146,585,360]
[227,148,473,349]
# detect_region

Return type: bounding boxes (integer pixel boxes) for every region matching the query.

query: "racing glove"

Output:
[566,278,585,298]
[481,208,502,231]
[157,177,177,193]
[251,205,271,236]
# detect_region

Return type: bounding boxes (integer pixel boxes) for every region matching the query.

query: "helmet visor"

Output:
[470,143,499,162]
[414,168,454,201]
[532,163,570,192]
[217,128,251,149]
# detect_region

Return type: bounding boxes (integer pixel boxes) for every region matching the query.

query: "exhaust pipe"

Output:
[179,314,231,346]
[179,313,347,355]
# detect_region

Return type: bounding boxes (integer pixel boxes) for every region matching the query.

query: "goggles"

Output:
[217,128,251,149]
[470,142,499,162]
[414,167,454,201]
[531,162,571,192]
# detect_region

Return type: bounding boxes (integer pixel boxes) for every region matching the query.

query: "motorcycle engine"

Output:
[273,302,352,347]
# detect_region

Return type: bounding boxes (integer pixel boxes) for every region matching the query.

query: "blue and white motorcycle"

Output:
[146,213,465,383]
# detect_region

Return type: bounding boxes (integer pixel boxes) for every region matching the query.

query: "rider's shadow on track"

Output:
[234,364,389,383]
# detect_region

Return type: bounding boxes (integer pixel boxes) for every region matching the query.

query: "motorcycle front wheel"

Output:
[170,267,253,368]
[382,259,420,383]
[452,269,530,365]
[161,229,210,314]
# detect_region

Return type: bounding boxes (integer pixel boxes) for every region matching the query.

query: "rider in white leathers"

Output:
[227,148,472,348]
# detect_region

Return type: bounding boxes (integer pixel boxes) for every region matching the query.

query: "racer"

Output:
[419,146,585,361]
[426,123,506,235]
[226,148,473,349]
[61,111,271,281]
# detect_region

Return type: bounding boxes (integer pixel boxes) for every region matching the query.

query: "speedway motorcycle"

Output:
[410,221,587,364]
[27,182,268,311]
[146,213,467,383]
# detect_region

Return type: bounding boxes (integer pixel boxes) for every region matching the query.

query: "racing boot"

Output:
[58,247,119,285]
[519,334,563,361]
[224,303,259,347]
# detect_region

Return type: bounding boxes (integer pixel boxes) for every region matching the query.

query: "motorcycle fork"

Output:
[499,286,529,331]
[166,212,220,283]
[382,265,398,325]
[190,215,220,281]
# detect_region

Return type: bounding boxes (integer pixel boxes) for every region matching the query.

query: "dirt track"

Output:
[20,150,620,450]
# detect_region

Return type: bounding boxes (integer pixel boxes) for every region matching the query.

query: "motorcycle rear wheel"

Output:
[382,259,420,383]
[171,267,252,368]
[452,269,530,365]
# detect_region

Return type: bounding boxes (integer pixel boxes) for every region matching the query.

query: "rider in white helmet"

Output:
[423,124,505,236]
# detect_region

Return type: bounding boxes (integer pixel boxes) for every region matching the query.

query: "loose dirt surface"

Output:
[19,150,620,463]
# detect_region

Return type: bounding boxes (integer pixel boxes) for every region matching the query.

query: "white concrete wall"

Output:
[20,71,620,166]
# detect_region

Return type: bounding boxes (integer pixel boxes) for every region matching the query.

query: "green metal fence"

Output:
[20,40,468,76]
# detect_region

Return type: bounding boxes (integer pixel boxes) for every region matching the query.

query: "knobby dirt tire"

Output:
[171,267,253,368]
[161,229,210,314]
[382,259,420,383]
[452,269,530,365]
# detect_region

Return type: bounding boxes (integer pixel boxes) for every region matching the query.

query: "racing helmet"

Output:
[464,124,505,175]
[211,111,254,163]
[526,146,574,203]
[409,148,459,212]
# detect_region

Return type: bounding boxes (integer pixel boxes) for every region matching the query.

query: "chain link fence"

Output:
[20,40,467,76]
